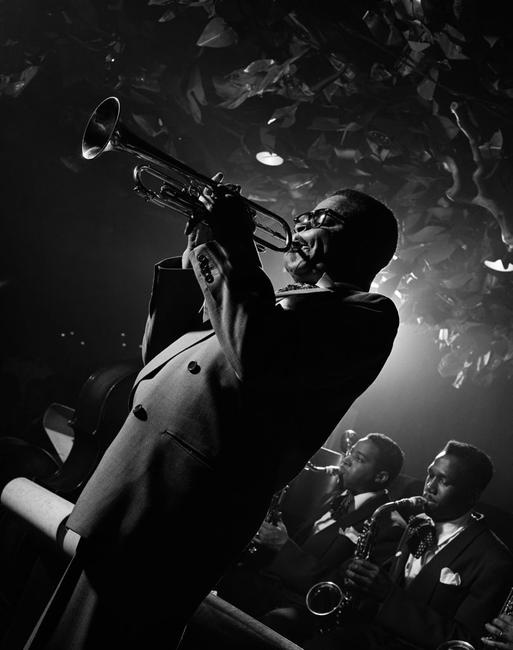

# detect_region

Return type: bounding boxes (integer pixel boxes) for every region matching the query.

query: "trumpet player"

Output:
[27,173,400,650]
[304,441,513,650]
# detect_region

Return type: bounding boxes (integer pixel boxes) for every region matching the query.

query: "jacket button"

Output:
[187,361,201,374]
[197,254,207,263]
[132,404,148,421]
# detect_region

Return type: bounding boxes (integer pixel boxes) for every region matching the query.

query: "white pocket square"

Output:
[439,567,461,586]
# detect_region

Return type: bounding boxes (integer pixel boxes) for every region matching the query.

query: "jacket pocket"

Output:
[161,429,214,469]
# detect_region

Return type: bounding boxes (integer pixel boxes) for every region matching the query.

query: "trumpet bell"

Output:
[81,96,293,252]
[82,96,121,160]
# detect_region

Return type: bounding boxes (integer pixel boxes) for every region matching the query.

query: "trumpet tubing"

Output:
[81,96,293,252]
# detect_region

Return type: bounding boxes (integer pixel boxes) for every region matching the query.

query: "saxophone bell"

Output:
[305,581,347,632]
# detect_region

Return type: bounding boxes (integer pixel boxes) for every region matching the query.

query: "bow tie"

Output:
[328,491,355,518]
[276,282,320,294]
[406,515,437,558]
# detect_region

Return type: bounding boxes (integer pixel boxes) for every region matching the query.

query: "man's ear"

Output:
[374,470,389,487]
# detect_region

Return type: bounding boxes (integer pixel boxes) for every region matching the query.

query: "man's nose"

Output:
[294,223,310,233]
[425,477,436,493]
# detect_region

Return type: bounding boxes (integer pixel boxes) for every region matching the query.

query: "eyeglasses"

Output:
[293,209,346,230]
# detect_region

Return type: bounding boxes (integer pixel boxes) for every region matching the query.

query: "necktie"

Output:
[406,515,437,558]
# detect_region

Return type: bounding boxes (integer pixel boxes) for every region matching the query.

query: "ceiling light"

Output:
[483,258,513,272]
[255,150,284,166]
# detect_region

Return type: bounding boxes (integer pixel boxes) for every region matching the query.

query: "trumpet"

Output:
[81,96,293,252]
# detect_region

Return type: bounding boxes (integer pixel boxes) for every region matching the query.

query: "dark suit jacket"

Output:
[375,513,513,649]
[65,236,398,640]
[266,491,405,594]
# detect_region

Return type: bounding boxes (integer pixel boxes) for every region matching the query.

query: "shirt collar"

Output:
[435,511,472,545]
[316,273,363,292]
[316,273,335,289]
[344,490,380,510]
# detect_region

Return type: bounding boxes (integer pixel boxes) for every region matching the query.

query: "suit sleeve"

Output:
[375,550,513,648]
[141,257,206,364]
[189,240,278,381]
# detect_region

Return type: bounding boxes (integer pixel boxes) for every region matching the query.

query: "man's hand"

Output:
[182,171,259,266]
[482,614,513,649]
[181,172,224,267]
[344,558,394,601]
[181,220,213,268]
[254,520,289,552]
[190,171,255,240]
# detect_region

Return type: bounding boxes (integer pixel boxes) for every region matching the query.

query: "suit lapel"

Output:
[403,516,486,601]
[130,330,215,406]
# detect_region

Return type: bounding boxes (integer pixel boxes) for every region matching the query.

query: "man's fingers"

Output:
[485,623,503,635]
[345,567,370,586]
[481,638,510,649]
[483,620,513,650]
[349,560,377,578]
[200,172,224,211]
[492,618,510,633]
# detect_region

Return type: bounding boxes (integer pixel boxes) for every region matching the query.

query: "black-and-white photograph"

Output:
[1,2,513,648]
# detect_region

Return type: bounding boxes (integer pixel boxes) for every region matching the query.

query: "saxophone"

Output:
[305,495,426,631]
[243,484,290,559]
[436,586,513,650]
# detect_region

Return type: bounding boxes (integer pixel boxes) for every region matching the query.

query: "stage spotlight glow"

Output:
[255,151,284,166]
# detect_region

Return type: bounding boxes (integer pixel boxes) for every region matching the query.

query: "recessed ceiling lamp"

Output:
[483,258,513,272]
[255,150,284,166]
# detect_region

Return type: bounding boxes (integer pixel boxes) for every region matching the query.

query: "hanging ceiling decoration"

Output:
[2,0,513,387]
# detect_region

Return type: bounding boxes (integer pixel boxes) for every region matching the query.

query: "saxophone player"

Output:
[303,440,513,650]
[215,434,406,638]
